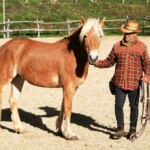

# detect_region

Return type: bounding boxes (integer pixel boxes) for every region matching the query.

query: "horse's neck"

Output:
[66,34,89,78]
[67,29,88,61]
[69,39,88,62]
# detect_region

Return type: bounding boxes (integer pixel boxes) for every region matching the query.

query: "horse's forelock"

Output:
[79,18,104,43]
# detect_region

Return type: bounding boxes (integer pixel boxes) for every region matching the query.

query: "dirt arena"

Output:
[0,36,150,150]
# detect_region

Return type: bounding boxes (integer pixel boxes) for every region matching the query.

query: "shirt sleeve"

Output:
[142,46,150,78]
[94,48,116,68]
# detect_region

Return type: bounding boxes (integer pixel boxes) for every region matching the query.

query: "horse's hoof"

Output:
[68,136,79,140]
[56,130,63,136]
[15,127,24,134]
[16,130,23,134]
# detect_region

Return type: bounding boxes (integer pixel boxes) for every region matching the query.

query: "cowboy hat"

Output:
[120,21,142,33]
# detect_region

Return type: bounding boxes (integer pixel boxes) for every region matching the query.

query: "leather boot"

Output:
[127,127,136,140]
[111,125,126,140]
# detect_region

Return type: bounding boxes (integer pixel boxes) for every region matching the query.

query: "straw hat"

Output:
[120,21,142,33]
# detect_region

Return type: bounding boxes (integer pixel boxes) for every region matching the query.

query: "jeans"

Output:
[115,86,140,128]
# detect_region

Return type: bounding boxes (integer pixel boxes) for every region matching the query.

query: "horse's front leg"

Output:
[56,100,64,134]
[56,86,78,140]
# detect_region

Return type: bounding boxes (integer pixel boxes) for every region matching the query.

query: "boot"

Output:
[127,127,136,140]
[111,125,126,140]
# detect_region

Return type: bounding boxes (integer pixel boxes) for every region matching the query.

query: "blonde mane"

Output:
[79,18,104,43]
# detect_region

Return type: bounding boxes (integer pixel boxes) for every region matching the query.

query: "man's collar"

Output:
[121,37,138,47]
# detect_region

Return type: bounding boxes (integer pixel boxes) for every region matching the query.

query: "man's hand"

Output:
[143,75,150,83]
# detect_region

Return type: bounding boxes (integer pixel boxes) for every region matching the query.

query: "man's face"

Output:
[124,32,137,42]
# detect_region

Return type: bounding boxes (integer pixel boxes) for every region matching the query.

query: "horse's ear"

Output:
[81,16,86,25]
[99,17,105,27]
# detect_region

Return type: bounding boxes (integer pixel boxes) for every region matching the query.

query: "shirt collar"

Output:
[121,37,138,47]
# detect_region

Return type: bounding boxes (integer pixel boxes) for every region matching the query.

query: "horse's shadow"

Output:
[1,106,115,137]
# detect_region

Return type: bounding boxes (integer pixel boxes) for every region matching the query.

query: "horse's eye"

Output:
[84,35,87,39]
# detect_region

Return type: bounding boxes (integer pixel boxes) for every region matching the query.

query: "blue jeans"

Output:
[115,86,140,128]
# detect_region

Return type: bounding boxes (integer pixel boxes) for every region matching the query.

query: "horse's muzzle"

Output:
[88,52,98,65]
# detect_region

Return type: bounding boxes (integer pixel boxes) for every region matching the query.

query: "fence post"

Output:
[67,18,71,35]
[3,0,6,39]
[74,0,77,3]
[36,19,40,38]
[142,20,146,34]
[126,15,129,22]
[2,21,6,39]
[7,19,10,38]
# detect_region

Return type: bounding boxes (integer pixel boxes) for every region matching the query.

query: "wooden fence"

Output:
[0,17,150,38]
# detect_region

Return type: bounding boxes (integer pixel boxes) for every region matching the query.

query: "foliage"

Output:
[0,0,149,37]
[0,0,149,21]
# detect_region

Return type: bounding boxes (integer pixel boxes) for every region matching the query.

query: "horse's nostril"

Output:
[89,54,98,61]
[89,55,92,60]
[89,54,98,64]
[95,55,98,60]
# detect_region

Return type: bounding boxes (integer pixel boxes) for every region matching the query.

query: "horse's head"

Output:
[79,17,105,64]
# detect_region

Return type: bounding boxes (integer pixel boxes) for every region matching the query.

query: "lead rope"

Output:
[130,81,150,142]
[141,80,145,124]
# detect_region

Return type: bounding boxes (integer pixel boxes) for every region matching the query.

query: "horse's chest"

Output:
[75,63,89,85]
[77,75,86,85]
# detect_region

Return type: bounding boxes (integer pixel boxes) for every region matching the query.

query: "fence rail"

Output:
[0,17,150,38]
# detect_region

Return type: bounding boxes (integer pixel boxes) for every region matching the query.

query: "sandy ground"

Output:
[0,36,150,150]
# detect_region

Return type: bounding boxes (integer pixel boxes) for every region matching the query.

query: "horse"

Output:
[0,17,105,140]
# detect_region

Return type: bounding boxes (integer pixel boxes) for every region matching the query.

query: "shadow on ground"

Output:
[1,106,115,137]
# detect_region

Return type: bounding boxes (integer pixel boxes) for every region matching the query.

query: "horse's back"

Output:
[0,38,62,87]
[0,37,83,88]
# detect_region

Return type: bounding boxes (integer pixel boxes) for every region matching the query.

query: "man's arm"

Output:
[94,48,116,68]
[142,47,150,83]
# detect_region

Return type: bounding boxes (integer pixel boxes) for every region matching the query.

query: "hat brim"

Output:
[120,24,142,33]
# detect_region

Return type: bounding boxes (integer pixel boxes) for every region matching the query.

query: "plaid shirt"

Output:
[95,39,150,90]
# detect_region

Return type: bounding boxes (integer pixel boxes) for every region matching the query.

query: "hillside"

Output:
[0,0,149,21]
[0,0,149,37]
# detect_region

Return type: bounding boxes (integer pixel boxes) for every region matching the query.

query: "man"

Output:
[94,21,150,140]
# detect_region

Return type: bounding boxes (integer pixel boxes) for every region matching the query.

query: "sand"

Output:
[0,36,150,150]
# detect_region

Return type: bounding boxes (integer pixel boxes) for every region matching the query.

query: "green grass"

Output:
[0,0,149,37]
[1,1,149,21]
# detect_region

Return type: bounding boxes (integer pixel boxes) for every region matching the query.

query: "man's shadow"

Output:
[1,106,116,137]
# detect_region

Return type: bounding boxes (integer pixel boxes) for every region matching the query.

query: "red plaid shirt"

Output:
[95,39,150,90]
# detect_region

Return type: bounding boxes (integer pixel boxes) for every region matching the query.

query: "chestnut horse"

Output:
[0,17,105,140]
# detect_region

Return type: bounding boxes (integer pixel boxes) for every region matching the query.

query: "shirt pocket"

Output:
[129,52,141,64]
[129,52,141,58]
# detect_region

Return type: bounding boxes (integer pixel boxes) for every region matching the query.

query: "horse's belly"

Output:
[24,73,61,88]
[18,66,61,88]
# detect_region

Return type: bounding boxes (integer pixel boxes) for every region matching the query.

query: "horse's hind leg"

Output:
[0,83,9,123]
[9,74,25,133]
[0,81,9,124]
